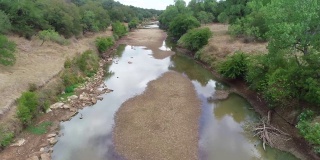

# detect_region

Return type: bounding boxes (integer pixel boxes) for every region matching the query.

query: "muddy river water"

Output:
[52,28,298,160]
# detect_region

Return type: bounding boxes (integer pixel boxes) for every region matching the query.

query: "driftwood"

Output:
[253,111,291,150]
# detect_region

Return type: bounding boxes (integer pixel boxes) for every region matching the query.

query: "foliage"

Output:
[196,11,214,24]
[26,121,52,135]
[0,126,14,148]
[128,18,139,30]
[17,92,39,125]
[218,52,248,79]
[112,21,128,39]
[168,14,200,40]
[178,27,212,51]
[0,35,16,66]
[0,10,11,34]
[76,50,99,77]
[297,110,320,153]
[95,37,115,53]
[38,29,69,45]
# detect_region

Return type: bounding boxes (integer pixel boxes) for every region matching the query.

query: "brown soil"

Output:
[113,71,201,160]
[120,28,174,59]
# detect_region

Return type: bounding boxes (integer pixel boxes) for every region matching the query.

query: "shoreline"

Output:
[176,46,318,160]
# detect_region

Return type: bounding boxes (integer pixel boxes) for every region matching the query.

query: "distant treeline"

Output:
[0,0,162,38]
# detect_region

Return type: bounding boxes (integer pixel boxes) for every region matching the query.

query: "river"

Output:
[52,26,298,160]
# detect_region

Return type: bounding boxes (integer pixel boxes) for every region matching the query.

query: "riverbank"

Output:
[182,23,318,160]
[0,30,119,160]
[113,71,201,160]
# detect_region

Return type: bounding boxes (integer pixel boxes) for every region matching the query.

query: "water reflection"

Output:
[169,53,298,160]
[53,41,298,160]
[52,45,171,160]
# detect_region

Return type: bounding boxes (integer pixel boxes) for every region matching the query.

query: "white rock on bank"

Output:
[40,153,51,160]
[47,133,56,138]
[50,102,64,109]
[10,139,26,147]
[48,138,58,145]
[68,95,78,100]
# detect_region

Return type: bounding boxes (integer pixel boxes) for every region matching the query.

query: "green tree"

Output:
[168,14,200,40]
[0,35,16,66]
[178,27,212,51]
[17,92,39,125]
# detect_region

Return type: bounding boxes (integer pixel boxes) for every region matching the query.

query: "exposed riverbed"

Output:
[52,27,298,160]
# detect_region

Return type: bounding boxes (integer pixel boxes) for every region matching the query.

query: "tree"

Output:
[178,27,213,51]
[0,35,16,66]
[197,11,214,24]
[168,14,200,40]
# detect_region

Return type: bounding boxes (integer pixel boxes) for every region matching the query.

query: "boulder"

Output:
[10,139,26,147]
[50,102,64,109]
[68,95,78,100]
[47,133,56,138]
[48,138,57,145]
[40,153,51,160]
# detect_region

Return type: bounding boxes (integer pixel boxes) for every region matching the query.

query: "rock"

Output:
[128,61,133,64]
[63,104,70,109]
[47,133,56,138]
[70,108,77,112]
[45,108,52,113]
[48,138,58,145]
[40,148,45,152]
[97,97,103,101]
[10,139,26,147]
[50,102,64,109]
[107,58,113,62]
[40,153,51,160]
[68,95,78,100]
[26,156,39,160]
[79,93,89,101]
[92,98,97,104]
[103,88,113,93]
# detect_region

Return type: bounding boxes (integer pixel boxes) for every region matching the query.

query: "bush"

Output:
[76,50,99,76]
[178,27,212,52]
[218,52,248,79]
[297,110,320,153]
[38,29,69,45]
[0,126,14,148]
[95,37,114,53]
[17,92,39,125]
[168,14,200,40]
[112,21,128,38]
[0,34,16,66]
[128,19,139,30]
[61,69,83,87]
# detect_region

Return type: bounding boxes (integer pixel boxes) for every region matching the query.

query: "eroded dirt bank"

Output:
[113,71,201,160]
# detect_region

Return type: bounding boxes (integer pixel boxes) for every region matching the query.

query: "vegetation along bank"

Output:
[159,0,320,159]
[0,0,160,159]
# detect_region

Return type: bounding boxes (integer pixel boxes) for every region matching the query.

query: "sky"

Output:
[117,0,191,10]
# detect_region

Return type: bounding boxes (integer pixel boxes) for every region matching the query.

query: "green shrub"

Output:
[76,50,99,76]
[95,37,114,53]
[128,18,139,30]
[297,110,320,152]
[218,52,248,79]
[112,21,128,38]
[38,29,69,45]
[178,27,212,52]
[0,126,14,148]
[17,92,39,125]
[168,14,200,40]
[65,85,76,93]
[61,69,83,87]
[245,54,268,91]
[0,34,16,66]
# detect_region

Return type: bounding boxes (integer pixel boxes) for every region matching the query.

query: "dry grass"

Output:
[199,23,268,68]
[113,71,201,160]
[0,30,112,116]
